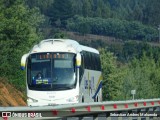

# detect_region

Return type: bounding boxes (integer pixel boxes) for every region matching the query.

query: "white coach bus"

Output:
[21,39,102,106]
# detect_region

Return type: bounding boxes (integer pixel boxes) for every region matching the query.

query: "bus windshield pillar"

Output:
[76,67,80,87]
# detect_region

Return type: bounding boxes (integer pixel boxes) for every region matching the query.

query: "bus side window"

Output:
[96,54,101,71]
[94,54,97,70]
[90,53,93,70]
[79,52,84,84]
[27,56,32,85]
[80,52,84,70]
[83,51,87,69]
[91,53,96,70]
[89,52,96,70]
[88,52,92,69]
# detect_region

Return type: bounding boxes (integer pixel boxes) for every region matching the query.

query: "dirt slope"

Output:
[66,31,160,47]
[0,78,26,106]
[66,31,122,44]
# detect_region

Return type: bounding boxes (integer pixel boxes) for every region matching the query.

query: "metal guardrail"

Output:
[0,99,160,120]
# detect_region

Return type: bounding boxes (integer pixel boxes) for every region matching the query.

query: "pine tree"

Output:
[82,0,92,17]
[49,0,73,27]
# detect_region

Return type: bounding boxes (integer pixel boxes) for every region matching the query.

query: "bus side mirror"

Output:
[76,53,81,67]
[21,54,28,70]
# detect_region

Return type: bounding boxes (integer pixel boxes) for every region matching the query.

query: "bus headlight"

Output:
[27,97,38,103]
[66,95,79,102]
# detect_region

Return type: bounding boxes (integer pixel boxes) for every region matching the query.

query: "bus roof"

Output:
[29,39,99,54]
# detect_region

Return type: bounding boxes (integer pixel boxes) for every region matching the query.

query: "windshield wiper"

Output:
[52,85,74,90]
[63,85,75,89]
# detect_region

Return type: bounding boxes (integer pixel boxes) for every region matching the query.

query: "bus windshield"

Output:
[27,52,76,91]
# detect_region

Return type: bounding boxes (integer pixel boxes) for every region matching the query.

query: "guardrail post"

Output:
[62,117,67,120]
[145,108,150,120]
[106,112,111,120]
[126,111,132,120]
[153,107,159,120]
[136,109,141,120]
[117,111,123,120]
[118,116,122,120]
[79,117,84,120]
[94,114,107,120]
[150,108,154,120]
[106,117,111,120]
[93,114,98,120]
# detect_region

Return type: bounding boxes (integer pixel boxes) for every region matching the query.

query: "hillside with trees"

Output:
[26,0,160,41]
[0,0,160,106]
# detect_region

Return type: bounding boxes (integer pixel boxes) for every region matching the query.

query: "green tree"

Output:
[143,0,160,26]
[126,53,159,99]
[71,0,83,16]
[82,0,92,17]
[121,68,135,100]
[0,0,44,90]
[25,0,54,15]
[99,48,124,100]
[49,0,73,27]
